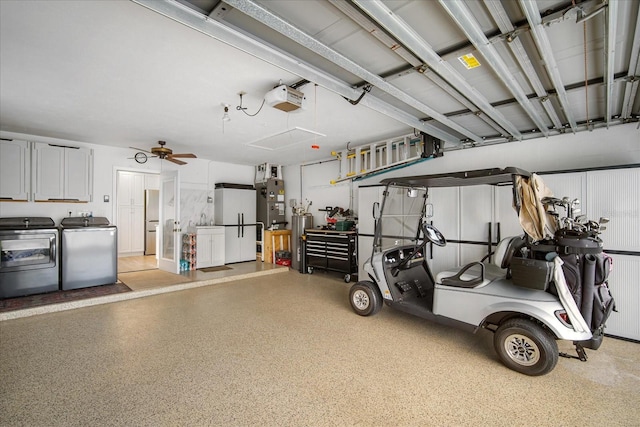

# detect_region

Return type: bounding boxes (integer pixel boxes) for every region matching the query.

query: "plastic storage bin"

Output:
[511,257,553,290]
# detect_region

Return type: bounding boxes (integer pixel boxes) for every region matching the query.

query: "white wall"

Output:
[288,123,640,223]
[282,160,355,228]
[0,131,255,228]
[4,123,637,228]
[0,132,160,222]
[180,158,254,228]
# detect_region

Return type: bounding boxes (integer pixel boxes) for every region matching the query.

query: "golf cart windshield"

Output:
[374,185,428,251]
[372,167,533,252]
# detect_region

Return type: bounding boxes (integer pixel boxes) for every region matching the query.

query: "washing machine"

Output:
[60,216,117,290]
[0,217,59,298]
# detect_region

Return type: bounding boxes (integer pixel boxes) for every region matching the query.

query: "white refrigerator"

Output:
[214,183,257,263]
[144,189,159,256]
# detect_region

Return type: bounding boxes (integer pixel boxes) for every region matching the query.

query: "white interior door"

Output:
[158,170,180,273]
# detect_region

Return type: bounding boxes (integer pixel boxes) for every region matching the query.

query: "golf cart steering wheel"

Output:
[391,222,446,276]
[422,223,446,247]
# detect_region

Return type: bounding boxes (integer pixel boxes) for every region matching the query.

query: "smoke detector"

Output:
[264,85,306,112]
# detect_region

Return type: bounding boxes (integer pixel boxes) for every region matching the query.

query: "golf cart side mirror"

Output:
[372,202,381,220]
[425,203,434,218]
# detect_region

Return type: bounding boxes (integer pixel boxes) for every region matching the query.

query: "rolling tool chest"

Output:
[305,229,357,282]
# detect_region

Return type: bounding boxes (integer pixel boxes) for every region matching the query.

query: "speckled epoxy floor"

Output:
[1,270,639,426]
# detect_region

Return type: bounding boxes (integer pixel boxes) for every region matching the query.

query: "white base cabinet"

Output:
[223,226,257,264]
[195,226,225,268]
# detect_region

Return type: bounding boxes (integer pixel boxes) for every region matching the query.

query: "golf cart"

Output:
[350,167,615,376]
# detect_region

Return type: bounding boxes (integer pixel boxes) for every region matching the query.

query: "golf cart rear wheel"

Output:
[494,318,558,376]
[349,281,382,316]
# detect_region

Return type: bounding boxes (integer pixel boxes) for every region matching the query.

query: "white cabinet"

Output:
[222,226,256,263]
[215,185,257,224]
[542,167,639,341]
[586,168,640,252]
[602,254,640,340]
[356,185,384,235]
[214,184,257,263]
[427,186,461,276]
[31,142,92,202]
[460,185,494,265]
[65,147,92,201]
[540,172,587,207]
[0,139,30,201]
[195,226,225,268]
[356,185,383,278]
[494,185,523,238]
[356,183,522,278]
[117,171,145,254]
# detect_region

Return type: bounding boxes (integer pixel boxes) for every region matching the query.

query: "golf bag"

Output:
[531,229,615,336]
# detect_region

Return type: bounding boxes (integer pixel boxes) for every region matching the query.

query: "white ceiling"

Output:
[1,0,638,166]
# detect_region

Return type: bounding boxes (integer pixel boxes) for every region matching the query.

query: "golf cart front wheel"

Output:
[349,281,382,316]
[494,318,558,376]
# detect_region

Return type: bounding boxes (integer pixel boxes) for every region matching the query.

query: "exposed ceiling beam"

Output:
[351,0,523,140]
[483,0,563,131]
[327,0,419,66]
[604,0,618,126]
[519,0,578,132]
[129,0,455,142]
[420,68,510,136]
[440,0,550,136]
[223,0,481,144]
[327,0,509,136]
[445,116,632,152]
[425,72,630,121]
[621,8,640,119]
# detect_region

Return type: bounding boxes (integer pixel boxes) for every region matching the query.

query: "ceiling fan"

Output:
[129,140,197,165]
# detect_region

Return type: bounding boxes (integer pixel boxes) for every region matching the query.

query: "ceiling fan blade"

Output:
[170,153,197,158]
[166,157,187,165]
[129,146,153,154]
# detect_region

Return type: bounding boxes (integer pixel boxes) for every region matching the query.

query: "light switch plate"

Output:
[104,195,110,202]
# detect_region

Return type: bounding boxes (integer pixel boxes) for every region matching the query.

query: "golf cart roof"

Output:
[380,167,531,188]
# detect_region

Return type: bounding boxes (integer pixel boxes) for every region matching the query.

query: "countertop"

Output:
[187,225,224,232]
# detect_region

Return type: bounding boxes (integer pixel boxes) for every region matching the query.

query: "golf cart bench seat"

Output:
[435,236,524,288]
